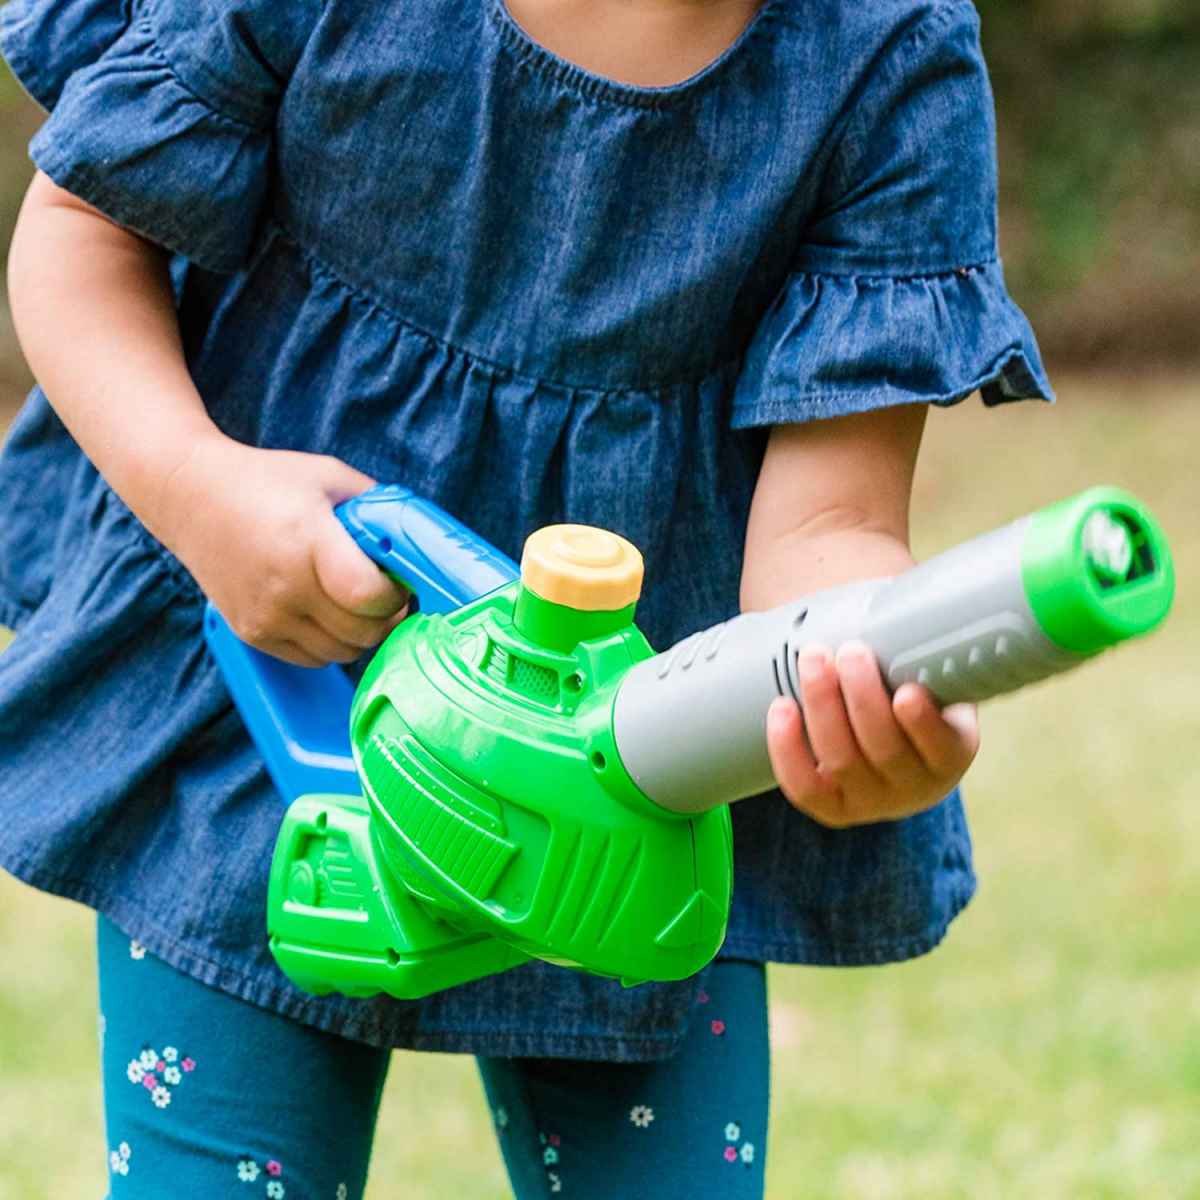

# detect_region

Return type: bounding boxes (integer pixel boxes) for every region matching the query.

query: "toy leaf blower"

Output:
[204,486,1174,998]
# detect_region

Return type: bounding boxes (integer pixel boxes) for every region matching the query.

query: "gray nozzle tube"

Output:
[612,516,1082,814]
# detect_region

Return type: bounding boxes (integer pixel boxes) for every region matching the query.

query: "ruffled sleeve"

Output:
[0,0,322,273]
[732,0,1053,430]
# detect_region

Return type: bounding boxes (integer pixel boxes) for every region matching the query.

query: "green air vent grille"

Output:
[483,643,509,684]
[363,733,517,901]
[509,655,559,702]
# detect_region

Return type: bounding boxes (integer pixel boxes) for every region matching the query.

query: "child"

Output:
[0,0,1051,1193]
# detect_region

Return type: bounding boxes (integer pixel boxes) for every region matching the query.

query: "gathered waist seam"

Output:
[265,220,745,398]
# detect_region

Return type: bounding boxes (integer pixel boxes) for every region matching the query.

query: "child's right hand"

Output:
[158,434,409,667]
[7,176,406,668]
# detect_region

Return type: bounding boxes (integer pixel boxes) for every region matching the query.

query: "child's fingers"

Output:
[312,518,409,618]
[249,612,369,667]
[765,697,843,814]
[893,686,980,781]
[258,637,329,670]
[797,646,881,791]
[941,703,982,746]
[835,641,922,781]
[291,617,368,666]
[307,593,407,651]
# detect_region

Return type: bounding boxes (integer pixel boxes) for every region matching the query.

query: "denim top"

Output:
[0,0,1052,1058]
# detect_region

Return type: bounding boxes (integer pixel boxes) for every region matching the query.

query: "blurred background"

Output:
[1,1,1198,1196]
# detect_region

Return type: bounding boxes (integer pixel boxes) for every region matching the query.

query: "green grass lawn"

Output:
[1,372,1197,1199]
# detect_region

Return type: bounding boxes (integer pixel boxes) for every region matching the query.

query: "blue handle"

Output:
[204,485,519,803]
[204,610,361,801]
[337,485,519,615]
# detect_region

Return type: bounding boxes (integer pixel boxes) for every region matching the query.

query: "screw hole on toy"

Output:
[378,537,393,554]
[315,811,328,833]
[386,948,400,967]
[207,613,217,630]
[591,751,606,771]
[564,672,584,695]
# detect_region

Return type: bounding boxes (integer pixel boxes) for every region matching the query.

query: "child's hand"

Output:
[765,641,979,827]
[160,435,409,667]
[739,406,981,826]
[8,175,404,668]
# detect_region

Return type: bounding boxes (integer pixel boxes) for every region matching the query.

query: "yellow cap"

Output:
[520,524,644,612]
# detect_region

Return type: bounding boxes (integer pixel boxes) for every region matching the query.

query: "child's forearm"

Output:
[7,171,224,546]
[741,404,980,828]
[739,404,926,611]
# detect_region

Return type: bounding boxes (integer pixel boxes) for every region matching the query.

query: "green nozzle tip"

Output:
[1022,487,1175,655]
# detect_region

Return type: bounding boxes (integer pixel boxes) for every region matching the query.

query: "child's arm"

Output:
[8,172,407,667]
[740,403,980,827]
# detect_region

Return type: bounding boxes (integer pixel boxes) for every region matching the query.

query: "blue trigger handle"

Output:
[337,484,519,615]
[204,485,519,805]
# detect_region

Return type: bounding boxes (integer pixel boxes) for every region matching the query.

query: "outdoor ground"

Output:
[1,372,1197,1198]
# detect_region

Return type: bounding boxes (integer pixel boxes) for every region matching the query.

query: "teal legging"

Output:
[97,917,770,1198]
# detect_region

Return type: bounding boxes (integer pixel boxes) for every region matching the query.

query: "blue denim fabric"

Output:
[0,0,1053,1058]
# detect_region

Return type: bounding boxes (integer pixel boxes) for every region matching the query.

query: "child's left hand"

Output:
[741,404,981,829]
[765,641,979,828]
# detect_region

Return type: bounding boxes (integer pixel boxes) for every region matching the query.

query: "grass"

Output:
[0,371,1198,1198]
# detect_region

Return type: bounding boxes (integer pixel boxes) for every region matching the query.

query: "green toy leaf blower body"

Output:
[204,486,1173,999]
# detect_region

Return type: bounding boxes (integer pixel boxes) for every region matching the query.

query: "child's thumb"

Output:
[318,456,379,506]
[313,516,409,617]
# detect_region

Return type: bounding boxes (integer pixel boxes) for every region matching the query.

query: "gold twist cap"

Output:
[520,524,644,612]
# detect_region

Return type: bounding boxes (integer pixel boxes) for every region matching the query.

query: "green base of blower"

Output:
[268,791,533,999]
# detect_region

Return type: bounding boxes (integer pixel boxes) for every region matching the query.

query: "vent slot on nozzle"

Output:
[1082,510,1157,590]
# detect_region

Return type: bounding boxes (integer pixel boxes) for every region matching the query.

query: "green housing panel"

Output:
[266,580,733,1000]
